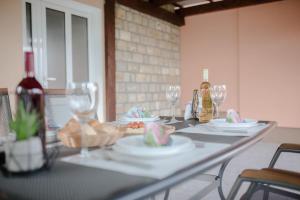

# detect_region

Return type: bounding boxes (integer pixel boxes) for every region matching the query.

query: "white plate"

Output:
[112,135,195,158]
[121,116,160,122]
[208,118,258,129]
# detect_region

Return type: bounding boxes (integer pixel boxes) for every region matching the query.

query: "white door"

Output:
[23,0,105,120]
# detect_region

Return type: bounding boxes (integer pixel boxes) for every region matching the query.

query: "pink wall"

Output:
[181,0,300,128]
[181,9,239,112]
[0,0,24,112]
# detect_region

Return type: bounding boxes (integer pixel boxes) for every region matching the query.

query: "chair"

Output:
[227,143,300,200]
[268,143,300,168]
[0,88,12,138]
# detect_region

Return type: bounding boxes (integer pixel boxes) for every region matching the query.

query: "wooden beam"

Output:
[44,89,66,95]
[0,88,8,95]
[105,0,116,121]
[173,2,183,8]
[117,0,185,26]
[150,0,184,6]
[182,0,284,16]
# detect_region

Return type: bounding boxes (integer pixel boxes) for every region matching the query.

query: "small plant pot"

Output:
[5,137,44,172]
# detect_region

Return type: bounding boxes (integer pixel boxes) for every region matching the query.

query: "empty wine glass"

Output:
[210,85,227,119]
[68,82,98,157]
[165,85,182,124]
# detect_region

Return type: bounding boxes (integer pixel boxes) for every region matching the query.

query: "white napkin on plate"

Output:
[184,101,193,120]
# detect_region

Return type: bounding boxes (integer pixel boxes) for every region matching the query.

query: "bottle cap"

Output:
[203,68,209,81]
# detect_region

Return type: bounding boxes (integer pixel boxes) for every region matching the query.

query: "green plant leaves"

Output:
[9,101,40,141]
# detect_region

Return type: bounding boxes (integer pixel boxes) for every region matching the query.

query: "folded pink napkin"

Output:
[226,109,242,123]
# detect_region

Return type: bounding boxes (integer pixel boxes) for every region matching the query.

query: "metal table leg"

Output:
[163,174,220,200]
[163,159,232,200]
[163,189,170,200]
[189,175,220,200]
[216,159,231,200]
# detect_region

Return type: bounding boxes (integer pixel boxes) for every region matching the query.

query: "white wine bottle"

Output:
[199,69,213,123]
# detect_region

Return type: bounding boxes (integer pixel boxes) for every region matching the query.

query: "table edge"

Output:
[113,121,277,200]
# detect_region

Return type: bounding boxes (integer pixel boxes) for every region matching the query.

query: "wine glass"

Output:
[210,85,227,118]
[68,82,98,157]
[165,85,182,124]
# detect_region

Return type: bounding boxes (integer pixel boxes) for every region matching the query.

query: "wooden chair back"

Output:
[0,88,12,137]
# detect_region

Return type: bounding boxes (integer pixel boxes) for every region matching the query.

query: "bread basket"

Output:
[57,119,126,148]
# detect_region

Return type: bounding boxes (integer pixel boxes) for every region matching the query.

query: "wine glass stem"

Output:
[78,118,89,157]
[81,148,89,156]
[215,104,220,119]
[171,102,176,120]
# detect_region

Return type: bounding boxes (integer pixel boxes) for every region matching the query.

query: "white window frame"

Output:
[22,0,106,121]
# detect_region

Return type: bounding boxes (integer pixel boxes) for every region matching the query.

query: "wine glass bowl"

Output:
[68,82,99,157]
[210,85,227,118]
[68,83,98,120]
[165,85,182,124]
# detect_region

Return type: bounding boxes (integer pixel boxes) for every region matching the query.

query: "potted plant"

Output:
[5,102,44,172]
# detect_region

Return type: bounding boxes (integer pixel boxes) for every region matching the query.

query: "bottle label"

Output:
[199,87,213,123]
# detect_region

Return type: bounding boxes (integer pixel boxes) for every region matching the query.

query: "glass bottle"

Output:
[199,69,213,123]
[16,52,46,155]
[191,89,199,119]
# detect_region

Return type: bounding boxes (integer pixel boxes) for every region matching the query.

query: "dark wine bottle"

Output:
[16,52,46,156]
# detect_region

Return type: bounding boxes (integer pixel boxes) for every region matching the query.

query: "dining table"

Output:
[0,118,276,200]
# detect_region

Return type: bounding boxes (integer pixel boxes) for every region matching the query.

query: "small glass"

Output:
[210,85,227,118]
[165,85,182,124]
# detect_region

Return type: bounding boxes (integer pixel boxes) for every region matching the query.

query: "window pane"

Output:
[25,2,32,48]
[72,15,89,82]
[46,8,66,88]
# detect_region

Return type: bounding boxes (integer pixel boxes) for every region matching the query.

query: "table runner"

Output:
[176,124,269,137]
[61,142,230,179]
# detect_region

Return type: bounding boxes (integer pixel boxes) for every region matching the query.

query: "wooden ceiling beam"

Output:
[150,0,184,6]
[182,0,284,16]
[117,0,185,26]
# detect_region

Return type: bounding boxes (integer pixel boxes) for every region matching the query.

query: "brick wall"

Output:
[115,4,181,119]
